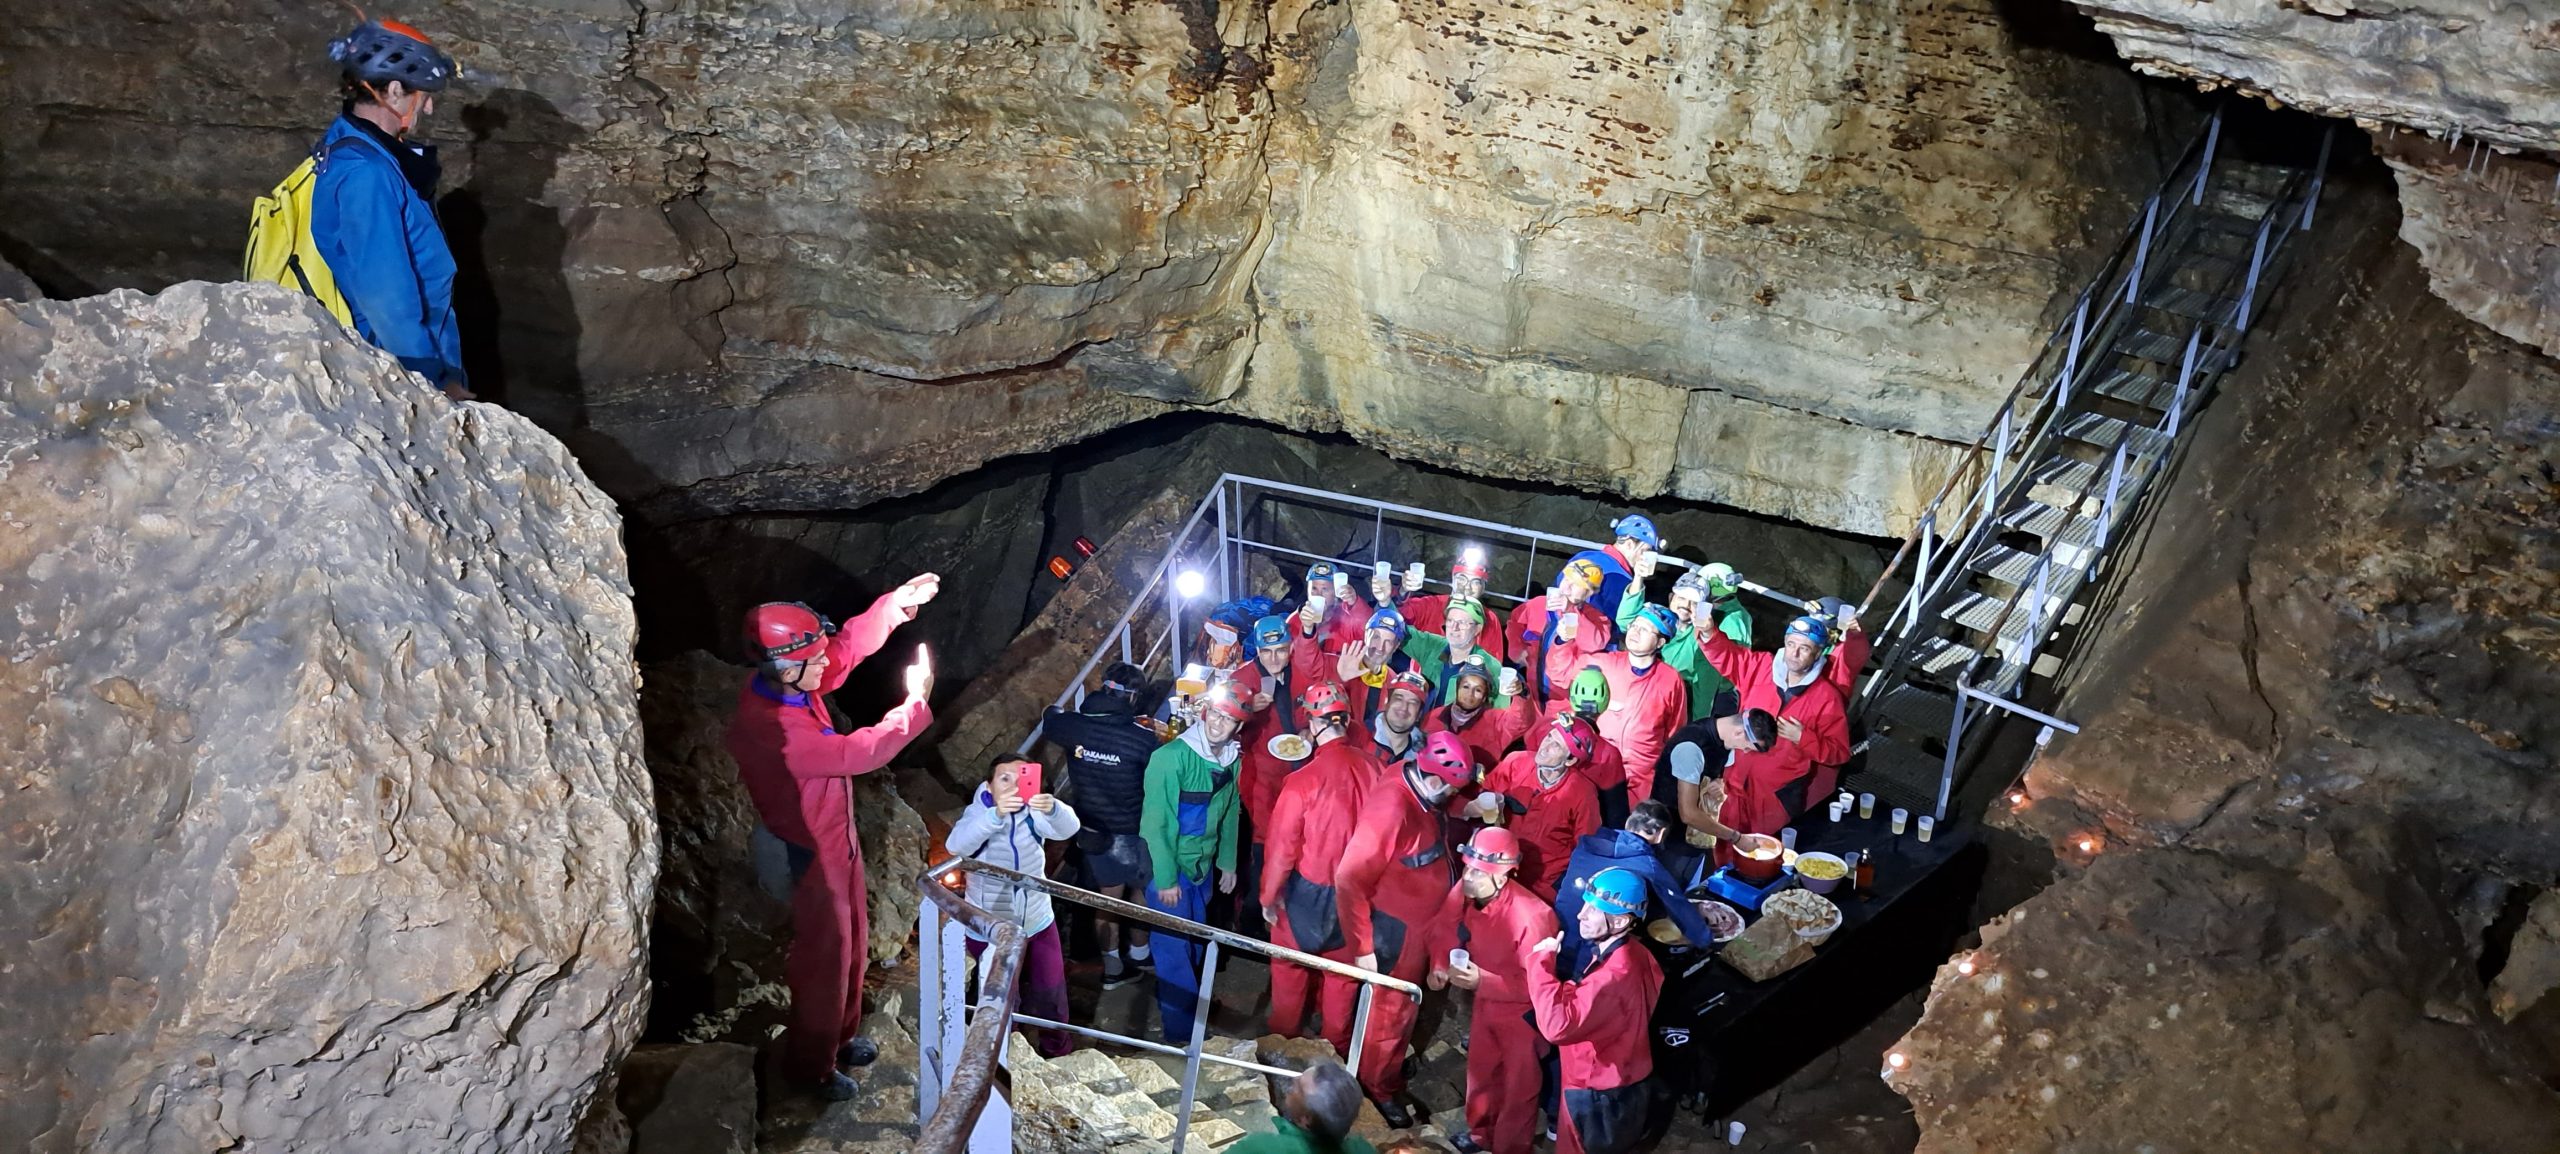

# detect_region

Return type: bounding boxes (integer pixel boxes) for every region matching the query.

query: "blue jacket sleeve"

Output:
[317,155,452,384]
[1648,856,1715,945]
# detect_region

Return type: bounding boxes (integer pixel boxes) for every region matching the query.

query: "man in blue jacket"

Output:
[1554,800,1713,973]
[315,20,471,400]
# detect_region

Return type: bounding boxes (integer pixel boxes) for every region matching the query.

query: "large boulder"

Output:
[0,282,655,1152]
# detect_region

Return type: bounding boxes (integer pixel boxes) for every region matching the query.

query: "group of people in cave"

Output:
[726,511,1865,1154]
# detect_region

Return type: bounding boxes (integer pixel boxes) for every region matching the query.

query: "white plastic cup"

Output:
[1498,666,1523,698]
[1780,828,1798,851]
[1837,790,1856,812]
[1858,792,1877,819]
[1407,561,1428,588]
[1333,571,1353,597]
[1448,948,1470,971]
[1891,807,1910,835]
[1829,802,1847,823]
[1918,816,1935,843]
[1727,1120,1746,1146]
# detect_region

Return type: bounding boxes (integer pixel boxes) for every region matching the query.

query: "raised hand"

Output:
[891,572,942,612]
[905,644,936,701]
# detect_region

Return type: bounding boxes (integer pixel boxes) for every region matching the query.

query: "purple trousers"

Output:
[969,922,1071,1057]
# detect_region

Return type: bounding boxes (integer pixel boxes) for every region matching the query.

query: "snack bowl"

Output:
[1760,889,1842,948]
[1793,852,1849,895]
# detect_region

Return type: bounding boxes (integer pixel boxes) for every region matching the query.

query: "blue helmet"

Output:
[329,20,457,92]
[1632,603,1680,641]
[1784,615,1829,646]
[1366,606,1407,639]
[1610,514,1662,548]
[1585,867,1648,917]
[1253,614,1291,649]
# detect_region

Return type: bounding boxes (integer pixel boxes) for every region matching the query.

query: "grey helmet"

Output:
[330,20,457,92]
[1672,568,1713,601]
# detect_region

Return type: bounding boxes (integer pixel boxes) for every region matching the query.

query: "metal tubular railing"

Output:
[1888,124,2333,817]
[1853,110,2234,707]
[1018,473,1817,756]
[915,857,1423,1154]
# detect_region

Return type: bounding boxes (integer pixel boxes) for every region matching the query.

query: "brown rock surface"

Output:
[1893,818,2558,1153]
[0,282,654,1151]
[2374,135,2560,360]
[0,0,2176,535]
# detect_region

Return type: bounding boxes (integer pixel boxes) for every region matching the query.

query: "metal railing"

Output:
[1850,113,2335,821]
[915,857,1423,1154]
[1017,473,1815,755]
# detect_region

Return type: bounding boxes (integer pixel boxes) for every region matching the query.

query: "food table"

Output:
[1643,805,1988,1119]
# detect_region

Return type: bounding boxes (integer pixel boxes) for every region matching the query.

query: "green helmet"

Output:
[1700,562,1740,601]
[1569,666,1611,715]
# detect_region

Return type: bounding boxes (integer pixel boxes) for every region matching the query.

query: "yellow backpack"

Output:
[242,139,360,326]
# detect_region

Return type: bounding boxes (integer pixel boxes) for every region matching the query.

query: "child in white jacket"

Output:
[945,753,1082,1057]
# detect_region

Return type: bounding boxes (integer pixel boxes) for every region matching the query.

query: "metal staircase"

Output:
[1850,110,2334,821]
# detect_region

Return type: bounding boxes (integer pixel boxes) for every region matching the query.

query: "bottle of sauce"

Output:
[1853,849,1876,895]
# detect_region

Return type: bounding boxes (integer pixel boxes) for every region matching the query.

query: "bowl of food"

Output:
[1267,733,1312,762]
[1732,833,1786,883]
[1761,889,1843,947]
[1793,852,1849,894]
[1691,898,1747,943]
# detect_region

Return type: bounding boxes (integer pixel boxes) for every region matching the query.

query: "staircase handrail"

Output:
[1856,110,2227,700]
[1943,135,2329,705]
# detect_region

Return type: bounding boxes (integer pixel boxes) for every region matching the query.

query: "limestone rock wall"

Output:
[0,282,655,1152]
[0,0,2181,537]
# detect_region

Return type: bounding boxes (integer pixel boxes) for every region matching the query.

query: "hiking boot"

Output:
[818,1071,860,1102]
[1372,1093,1416,1130]
[1102,953,1137,990]
[837,1038,878,1068]
[1449,1133,1488,1154]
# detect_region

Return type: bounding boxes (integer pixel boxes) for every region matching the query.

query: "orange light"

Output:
[1886,1051,1909,1070]
[1956,957,1977,976]
[2007,790,2029,808]
[1047,556,1074,580]
[2077,836,2098,854]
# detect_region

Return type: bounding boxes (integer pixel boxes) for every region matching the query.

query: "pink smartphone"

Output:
[1016,763,1042,802]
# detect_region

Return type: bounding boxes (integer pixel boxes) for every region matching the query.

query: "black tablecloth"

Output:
[1643,808,1987,1117]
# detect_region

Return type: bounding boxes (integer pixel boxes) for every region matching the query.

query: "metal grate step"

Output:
[1871,682,1957,746]
[1850,733,1949,819]
[2028,454,2157,516]
[2061,412,2172,458]
[2142,285,2231,322]
[1968,542,2092,586]
[2001,500,2102,551]
[2121,327,2234,370]
[2092,367,2174,411]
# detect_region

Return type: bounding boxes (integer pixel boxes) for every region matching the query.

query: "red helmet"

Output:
[1452,552,1490,581]
[747,602,827,663]
[1203,685,1253,722]
[1419,731,1476,787]
[1461,826,1522,870]
[1297,680,1350,721]
[1550,714,1598,765]
[1385,670,1432,705]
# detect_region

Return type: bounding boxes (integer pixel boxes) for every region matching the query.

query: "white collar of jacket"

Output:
[1179,721,1238,764]
[1771,653,1826,694]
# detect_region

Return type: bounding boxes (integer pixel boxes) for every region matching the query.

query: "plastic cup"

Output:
[1498,666,1522,698]
[1407,561,1428,588]
[1837,790,1856,812]
[1829,802,1847,823]
[1448,948,1470,971]
[1918,816,1935,843]
[1333,572,1353,597]
[1727,1121,1746,1145]
[1780,828,1798,851]
[1858,792,1877,819]
[1891,808,1910,835]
